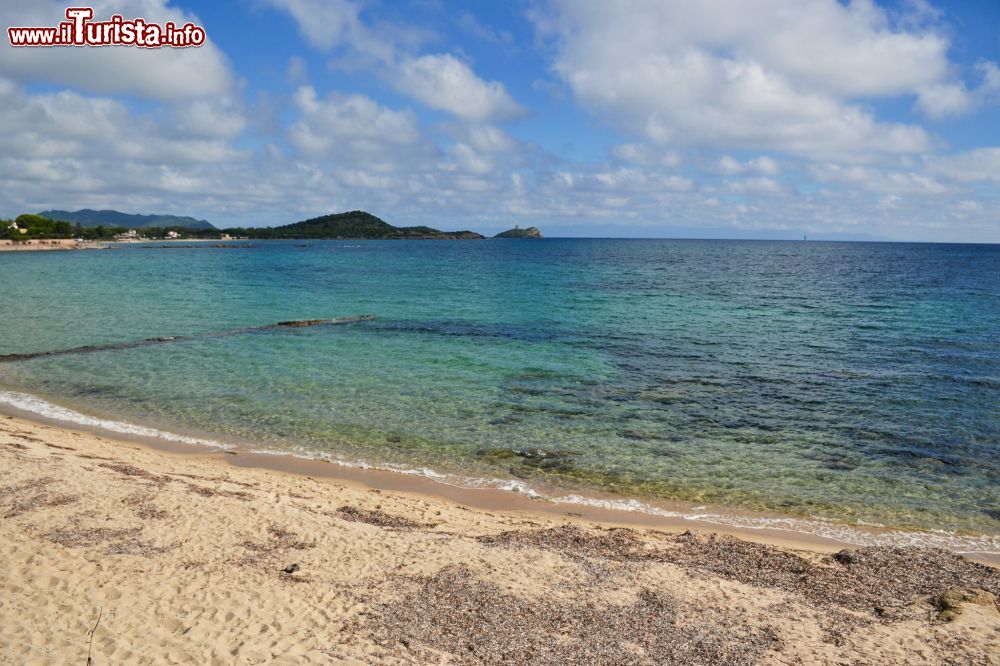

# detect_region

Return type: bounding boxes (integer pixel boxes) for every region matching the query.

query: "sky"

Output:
[1,0,999,241]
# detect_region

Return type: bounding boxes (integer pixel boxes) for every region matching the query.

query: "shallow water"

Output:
[1,239,997,540]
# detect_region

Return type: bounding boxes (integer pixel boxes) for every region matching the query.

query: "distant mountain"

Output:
[227,211,484,240]
[38,209,217,230]
[494,226,542,239]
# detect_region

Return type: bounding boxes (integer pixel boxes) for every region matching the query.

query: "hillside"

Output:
[226,211,484,240]
[38,209,217,230]
[494,226,543,239]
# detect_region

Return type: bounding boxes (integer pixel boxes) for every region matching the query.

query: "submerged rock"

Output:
[619,429,661,441]
[513,448,576,460]
[480,447,578,476]
[276,319,328,327]
[478,447,519,461]
[479,447,576,461]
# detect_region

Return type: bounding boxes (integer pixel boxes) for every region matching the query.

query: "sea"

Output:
[1,239,997,551]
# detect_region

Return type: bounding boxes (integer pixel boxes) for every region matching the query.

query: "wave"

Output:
[2,389,997,555]
[255,445,1000,555]
[544,495,1000,553]
[0,390,230,449]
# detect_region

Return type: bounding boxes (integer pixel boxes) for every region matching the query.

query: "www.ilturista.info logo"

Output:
[8,7,206,48]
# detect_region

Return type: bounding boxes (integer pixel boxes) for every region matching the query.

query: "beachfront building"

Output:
[165,230,181,239]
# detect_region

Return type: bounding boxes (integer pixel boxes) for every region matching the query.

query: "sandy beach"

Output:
[0,239,82,252]
[0,414,997,664]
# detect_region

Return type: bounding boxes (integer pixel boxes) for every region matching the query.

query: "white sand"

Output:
[1,415,997,664]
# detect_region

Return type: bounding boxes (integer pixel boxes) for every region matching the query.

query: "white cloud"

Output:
[263,1,523,123]
[460,125,520,154]
[390,54,524,122]
[0,0,233,100]
[915,82,975,118]
[738,1,948,97]
[611,143,682,167]
[925,148,1000,183]
[262,0,392,61]
[715,155,779,175]
[725,176,785,195]
[979,61,1000,98]
[748,157,779,175]
[0,77,261,219]
[955,200,982,212]
[0,81,244,165]
[915,60,1000,119]
[717,156,744,175]
[553,166,694,195]
[289,86,426,167]
[173,98,247,140]
[810,163,949,194]
[536,0,957,159]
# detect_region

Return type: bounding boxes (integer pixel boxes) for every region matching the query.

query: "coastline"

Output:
[0,238,228,252]
[0,239,84,252]
[1,389,997,561]
[2,412,999,664]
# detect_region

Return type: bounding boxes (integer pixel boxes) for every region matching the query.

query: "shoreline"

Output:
[0,237,233,253]
[1,390,997,563]
[0,239,84,252]
[2,411,999,663]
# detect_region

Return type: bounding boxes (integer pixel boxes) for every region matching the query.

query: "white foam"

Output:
[250,446,545,499]
[544,494,1000,553]
[254,444,1000,554]
[0,390,230,450]
[2,389,996,554]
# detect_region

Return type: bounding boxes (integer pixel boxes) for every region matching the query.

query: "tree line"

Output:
[0,214,218,241]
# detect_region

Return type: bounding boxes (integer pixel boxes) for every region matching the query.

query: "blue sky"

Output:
[1,0,999,241]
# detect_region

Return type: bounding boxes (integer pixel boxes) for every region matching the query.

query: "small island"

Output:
[494,225,543,239]
[228,211,484,240]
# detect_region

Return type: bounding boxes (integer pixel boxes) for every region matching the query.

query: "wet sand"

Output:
[1,414,998,664]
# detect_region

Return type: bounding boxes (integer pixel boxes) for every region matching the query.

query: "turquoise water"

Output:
[1,240,997,545]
